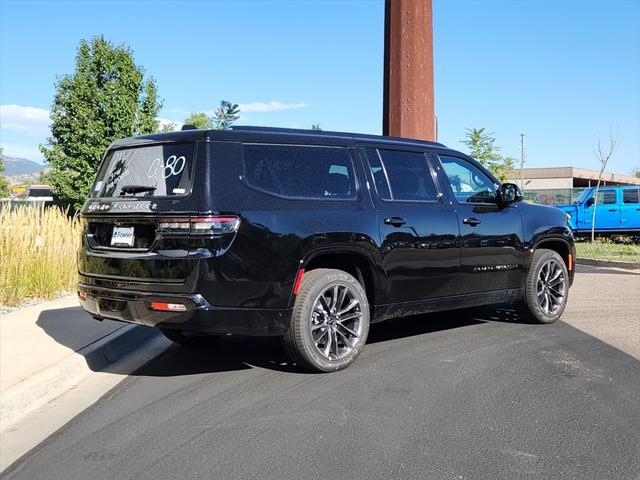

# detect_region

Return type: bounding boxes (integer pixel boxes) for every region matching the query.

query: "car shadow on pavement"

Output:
[36,306,126,355]
[35,304,530,377]
[128,307,528,377]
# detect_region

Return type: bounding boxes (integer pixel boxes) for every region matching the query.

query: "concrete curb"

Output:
[0,324,160,434]
[576,257,640,271]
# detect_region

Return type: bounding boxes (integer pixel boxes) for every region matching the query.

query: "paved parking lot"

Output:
[561,264,639,358]
[4,266,639,480]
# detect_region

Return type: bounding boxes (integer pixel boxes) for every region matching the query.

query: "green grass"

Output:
[576,240,640,264]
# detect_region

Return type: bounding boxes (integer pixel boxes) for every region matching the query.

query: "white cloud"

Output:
[156,117,183,131]
[0,104,51,135]
[237,101,308,113]
[167,101,308,119]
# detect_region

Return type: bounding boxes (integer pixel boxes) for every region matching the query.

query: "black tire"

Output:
[516,249,569,324]
[282,268,370,372]
[159,328,220,347]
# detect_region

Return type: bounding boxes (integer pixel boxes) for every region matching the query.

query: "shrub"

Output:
[0,205,82,306]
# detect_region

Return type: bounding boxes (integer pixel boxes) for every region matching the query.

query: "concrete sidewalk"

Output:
[0,295,169,469]
[0,296,122,393]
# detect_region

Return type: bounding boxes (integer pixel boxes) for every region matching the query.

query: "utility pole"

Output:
[383,0,435,141]
[519,132,526,189]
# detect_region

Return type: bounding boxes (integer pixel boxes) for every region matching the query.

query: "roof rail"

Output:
[230,125,447,148]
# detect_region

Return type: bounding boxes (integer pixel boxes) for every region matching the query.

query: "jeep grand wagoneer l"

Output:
[78,126,575,372]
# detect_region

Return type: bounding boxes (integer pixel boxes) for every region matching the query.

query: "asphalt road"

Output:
[4,266,639,480]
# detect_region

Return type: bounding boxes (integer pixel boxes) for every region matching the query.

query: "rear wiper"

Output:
[120,185,157,195]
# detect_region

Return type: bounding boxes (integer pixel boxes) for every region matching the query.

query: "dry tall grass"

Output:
[0,205,82,306]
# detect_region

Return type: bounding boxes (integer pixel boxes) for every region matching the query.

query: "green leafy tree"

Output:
[311,123,322,131]
[159,122,178,133]
[41,36,162,210]
[0,148,10,197]
[184,112,213,129]
[38,168,52,185]
[461,128,513,181]
[183,101,240,130]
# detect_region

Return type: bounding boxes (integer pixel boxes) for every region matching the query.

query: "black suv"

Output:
[78,126,575,372]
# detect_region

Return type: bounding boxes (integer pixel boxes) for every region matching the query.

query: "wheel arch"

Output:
[532,236,575,282]
[294,248,380,310]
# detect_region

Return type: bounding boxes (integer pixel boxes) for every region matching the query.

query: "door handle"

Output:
[463,217,481,227]
[608,209,618,212]
[384,217,407,227]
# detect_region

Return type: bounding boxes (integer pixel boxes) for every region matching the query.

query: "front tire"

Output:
[517,249,569,324]
[282,268,370,372]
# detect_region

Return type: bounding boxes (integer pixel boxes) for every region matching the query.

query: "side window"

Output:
[243,145,356,199]
[596,190,617,205]
[364,148,392,199]
[365,148,438,201]
[623,189,640,204]
[439,155,498,203]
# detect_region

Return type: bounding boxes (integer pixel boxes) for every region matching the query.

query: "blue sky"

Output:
[1,0,638,174]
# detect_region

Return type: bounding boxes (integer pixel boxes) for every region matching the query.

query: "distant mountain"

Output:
[3,156,46,176]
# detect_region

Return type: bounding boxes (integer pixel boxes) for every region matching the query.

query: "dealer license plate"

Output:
[110,226,135,247]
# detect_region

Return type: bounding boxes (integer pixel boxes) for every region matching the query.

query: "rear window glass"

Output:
[92,143,194,198]
[243,145,356,199]
[365,148,438,201]
[364,148,392,199]
[623,189,640,204]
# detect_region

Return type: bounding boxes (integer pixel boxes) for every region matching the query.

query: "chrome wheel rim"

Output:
[310,283,363,361]
[536,259,566,316]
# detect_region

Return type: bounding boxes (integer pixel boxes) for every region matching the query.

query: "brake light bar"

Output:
[158,215,240,235]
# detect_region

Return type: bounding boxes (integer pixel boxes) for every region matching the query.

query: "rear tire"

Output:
[160,328,220,347]
[516,249,569,324]
[282,268,370,372]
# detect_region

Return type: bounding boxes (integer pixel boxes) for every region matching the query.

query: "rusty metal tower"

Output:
[383,0,435,141]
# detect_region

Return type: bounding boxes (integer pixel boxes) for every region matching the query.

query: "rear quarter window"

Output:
[242,144,357,200]
[623,188,640,204]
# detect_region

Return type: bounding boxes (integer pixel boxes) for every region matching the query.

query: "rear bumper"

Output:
[77,282,291,337]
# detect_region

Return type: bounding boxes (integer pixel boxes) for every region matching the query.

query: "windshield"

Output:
[574,188,592,204]
[91,143,194,198]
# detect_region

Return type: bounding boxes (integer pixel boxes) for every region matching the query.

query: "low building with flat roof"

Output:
[507,167,640,189]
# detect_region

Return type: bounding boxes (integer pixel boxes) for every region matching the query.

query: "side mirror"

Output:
[586,197,595,207]
[499,183,523,206]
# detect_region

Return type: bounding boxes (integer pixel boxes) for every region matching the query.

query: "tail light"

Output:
[158,216,240,235]
[149,301,187,312]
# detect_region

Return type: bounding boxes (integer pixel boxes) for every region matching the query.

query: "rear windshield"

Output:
[91,143,194,198]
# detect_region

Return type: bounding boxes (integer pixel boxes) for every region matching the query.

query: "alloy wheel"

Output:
[536,259,566,316]
[310,283,364,361]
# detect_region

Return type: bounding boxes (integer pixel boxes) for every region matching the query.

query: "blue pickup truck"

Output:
[555,186,640,235]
